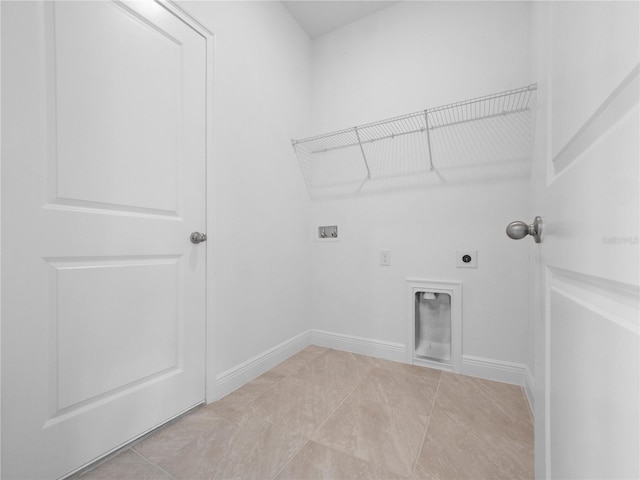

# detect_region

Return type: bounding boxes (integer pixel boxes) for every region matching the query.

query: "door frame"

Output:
[0,1,216,476]
[160,0,218,404]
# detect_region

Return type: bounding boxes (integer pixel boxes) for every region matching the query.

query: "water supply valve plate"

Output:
[317,225,339,241]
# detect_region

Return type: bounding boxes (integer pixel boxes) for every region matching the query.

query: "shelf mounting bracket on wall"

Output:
[424,110,434,171]
[354,126,371,179]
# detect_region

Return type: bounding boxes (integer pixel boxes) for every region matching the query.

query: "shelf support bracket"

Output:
[424,110,434,171]
[354,126,371,179]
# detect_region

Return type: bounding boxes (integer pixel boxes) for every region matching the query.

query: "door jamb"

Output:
[151,1,217,403]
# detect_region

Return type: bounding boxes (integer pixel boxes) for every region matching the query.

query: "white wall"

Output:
[311,1,533,131]
[176,1,536,393]
[309,2,535,373]
[179,2,313,377]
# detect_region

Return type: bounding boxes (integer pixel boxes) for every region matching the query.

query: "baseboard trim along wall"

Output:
[525,365,535,412]
[215,329,535,413]
[462,355,535,410]
[309,330,406,362]
[214,330,311,399]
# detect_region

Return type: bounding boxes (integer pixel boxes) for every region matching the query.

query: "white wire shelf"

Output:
[292,84,537,196]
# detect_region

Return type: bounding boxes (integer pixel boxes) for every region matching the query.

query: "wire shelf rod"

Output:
[304,105,531,155]
[292,84,537,156]
[432,107,533,131]
[308,126,427,154]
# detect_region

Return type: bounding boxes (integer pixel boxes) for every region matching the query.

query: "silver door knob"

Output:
[506,216,542,243]
[190,232,207,244]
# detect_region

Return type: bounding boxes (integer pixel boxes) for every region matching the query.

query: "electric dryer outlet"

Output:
[456,250,477,268]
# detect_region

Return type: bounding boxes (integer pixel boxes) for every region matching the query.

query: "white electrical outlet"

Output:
[456,249,477,268]
[380,250,391,266]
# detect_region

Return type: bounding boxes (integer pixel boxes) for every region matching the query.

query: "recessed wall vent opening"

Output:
[407,279,462,372]
[415,291,451,362]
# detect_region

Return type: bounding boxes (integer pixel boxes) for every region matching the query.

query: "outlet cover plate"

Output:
[380,250,391,266]
[456,249,477,268]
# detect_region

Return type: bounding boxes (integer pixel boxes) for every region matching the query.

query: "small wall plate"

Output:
[317,225,339,242]
[456,250,477,268]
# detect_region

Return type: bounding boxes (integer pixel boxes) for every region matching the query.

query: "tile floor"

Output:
[79,346,534,479]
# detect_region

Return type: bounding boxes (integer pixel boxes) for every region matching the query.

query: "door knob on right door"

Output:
[190,232,207,244]
[506,216,543,243]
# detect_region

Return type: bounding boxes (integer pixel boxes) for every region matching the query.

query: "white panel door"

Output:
[532,2,639,478]
[1,1,207,478]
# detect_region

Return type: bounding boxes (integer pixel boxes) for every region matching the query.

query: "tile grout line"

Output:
[410,370,443,476]
[306,357,374,439]
[218,347,326,410]
[190,346,329,477]
[270,356,376,480]
[129,401,244,480]
[130,446,179,480]
[239,349,331,420]
[223,368,295,411]
[227,409,314,480]
[251,349,327,402]
[269,438,312,480]
[242,348,336,480]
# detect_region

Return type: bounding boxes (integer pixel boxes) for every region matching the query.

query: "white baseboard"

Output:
[310,332,537,412]
[310,329,406,362]
[462,355,530,387]
[524,365,535,412]
[413,356,454,372]
[213,329,536,415]
[462,356,535,414]
[214,330,311,400]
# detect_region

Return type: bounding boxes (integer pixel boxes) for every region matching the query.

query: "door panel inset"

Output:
[52,2,181,213]
[550,284,639,479]
[48,257,181,412]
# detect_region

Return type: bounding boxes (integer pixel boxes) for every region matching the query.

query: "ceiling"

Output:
[282,1,398,38]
